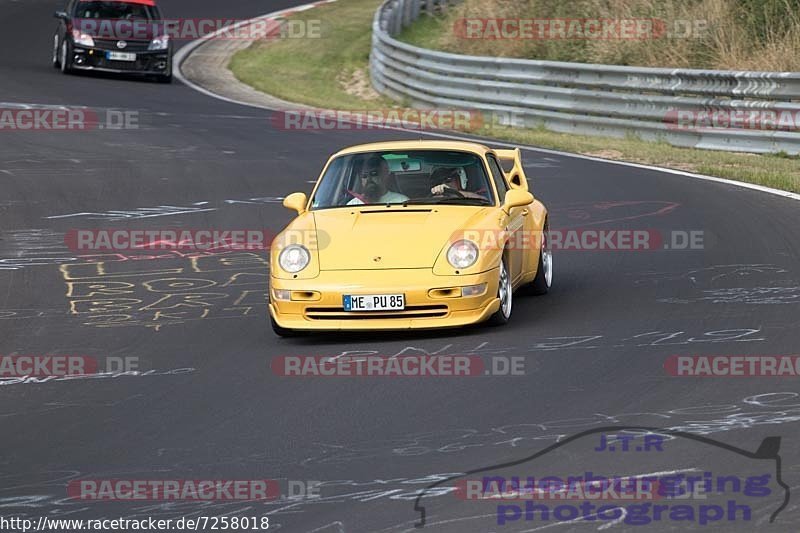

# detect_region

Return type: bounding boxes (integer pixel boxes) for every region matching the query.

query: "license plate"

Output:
[106,51,136,61]
[343,294,405,311]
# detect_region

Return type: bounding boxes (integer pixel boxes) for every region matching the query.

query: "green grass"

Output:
[230,0,393,110]
[395,11,445,50]
[228,0,800,194]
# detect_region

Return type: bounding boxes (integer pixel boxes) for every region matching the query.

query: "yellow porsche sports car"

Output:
[268,140,551,336]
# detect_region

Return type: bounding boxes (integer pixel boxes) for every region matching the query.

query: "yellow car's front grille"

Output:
[304,305,449,320]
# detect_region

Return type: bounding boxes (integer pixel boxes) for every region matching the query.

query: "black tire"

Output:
[530,219,552,295]
[270,315,297,337]
[487,256,512,326]
[60,39,72,74]
[154,73,172,84]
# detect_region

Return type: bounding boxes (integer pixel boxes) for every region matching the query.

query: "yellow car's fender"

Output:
[270,213,321,280]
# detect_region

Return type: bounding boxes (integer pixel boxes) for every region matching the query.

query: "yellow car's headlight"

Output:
[447,240,479,269]
[278,245,310,273]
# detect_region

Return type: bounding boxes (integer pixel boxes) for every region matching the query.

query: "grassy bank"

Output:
[230,0,391,110]
[399,0,800,71]
[228,0,800,193]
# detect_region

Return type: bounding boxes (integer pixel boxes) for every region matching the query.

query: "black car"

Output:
[52,0,172,83]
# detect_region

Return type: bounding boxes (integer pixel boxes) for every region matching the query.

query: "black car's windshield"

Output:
[73,1,160,20]
[311,150,495,209]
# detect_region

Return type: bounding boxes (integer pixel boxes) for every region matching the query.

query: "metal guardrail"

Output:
[369,0,800,154]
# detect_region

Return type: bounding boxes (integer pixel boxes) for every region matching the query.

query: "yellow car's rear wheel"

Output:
[530,218,552,295]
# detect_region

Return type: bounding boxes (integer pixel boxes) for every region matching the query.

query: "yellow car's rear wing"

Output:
[494,148,529,192]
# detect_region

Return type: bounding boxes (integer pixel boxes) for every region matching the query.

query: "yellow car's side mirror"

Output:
[283,192,308,215]
[502,189,534,214]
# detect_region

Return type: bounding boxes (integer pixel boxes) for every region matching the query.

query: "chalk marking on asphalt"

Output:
[0,101,86,110]
[305,521,345,533]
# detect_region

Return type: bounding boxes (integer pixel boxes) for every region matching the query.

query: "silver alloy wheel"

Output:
[60,41,68,72]
[53,35,59,65]
[542,229,553,287]
[498,259,512,318]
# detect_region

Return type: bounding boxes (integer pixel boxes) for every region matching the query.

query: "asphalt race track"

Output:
[1,0,800,531]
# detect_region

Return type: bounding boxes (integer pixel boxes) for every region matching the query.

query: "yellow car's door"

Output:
[486,153,524,284]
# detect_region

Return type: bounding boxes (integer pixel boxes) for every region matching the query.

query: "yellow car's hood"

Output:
[313,206,492,270]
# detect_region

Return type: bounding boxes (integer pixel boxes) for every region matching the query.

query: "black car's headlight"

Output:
[71,29,94,47]
[148,35,169,50]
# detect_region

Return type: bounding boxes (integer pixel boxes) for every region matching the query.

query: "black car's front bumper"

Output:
[71,42,171,75]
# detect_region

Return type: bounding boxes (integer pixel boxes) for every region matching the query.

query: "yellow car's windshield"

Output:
[311,150,495,209]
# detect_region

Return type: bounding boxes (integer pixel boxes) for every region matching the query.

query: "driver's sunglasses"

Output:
[362,168,381,179]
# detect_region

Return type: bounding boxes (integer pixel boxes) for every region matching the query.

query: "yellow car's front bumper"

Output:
[269,268,500,331]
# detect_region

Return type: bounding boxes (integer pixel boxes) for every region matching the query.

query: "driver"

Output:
[430,167,486,199]
[347,156,409,205]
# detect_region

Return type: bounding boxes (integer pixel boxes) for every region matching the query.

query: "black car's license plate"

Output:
[106,51,136,61]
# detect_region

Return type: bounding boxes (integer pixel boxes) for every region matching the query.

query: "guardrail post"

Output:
[391,0,403,35]
[411,0,421,21]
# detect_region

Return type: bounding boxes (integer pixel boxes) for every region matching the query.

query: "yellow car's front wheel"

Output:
[488,257,513,326]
